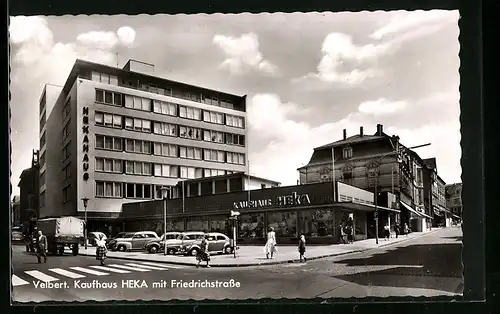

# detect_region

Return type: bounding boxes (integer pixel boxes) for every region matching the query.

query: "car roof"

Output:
[183,232,204,235]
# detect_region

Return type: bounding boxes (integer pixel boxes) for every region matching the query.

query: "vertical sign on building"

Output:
[82,107,89,181]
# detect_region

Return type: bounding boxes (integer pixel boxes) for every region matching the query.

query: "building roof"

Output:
[177,172,281,186]
[423,158,437,169]
[314,134,387,150]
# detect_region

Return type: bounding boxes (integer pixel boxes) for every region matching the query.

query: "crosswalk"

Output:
[12,262,189,287]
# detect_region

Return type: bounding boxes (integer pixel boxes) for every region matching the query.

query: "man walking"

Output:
[36,230,48,263]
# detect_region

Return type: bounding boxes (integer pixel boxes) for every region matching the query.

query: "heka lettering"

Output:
[122,279,148,288]
[233,192,311,209]
[82,107,89,181]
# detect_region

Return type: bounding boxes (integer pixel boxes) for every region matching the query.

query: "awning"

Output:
[401,202,433,219]
[337,201,400,213]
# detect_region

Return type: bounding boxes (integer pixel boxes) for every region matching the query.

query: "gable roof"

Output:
[423,158,437,169]
[314,133,388,150]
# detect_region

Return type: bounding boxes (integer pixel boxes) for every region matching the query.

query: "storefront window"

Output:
[142,220,163,234]
[354,213,366,235]
[186,216,209,232]
[299,209,334,237]
[209,216,231,235]
[166,219,185,232]
[267,211,297,237]
[238,213,265,238]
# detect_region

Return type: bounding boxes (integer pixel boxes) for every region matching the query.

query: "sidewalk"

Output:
[73,228,444,267]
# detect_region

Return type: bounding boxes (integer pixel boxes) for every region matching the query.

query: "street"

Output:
[11,227,463,302]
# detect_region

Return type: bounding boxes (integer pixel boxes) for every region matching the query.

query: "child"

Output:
[298,234,307,262]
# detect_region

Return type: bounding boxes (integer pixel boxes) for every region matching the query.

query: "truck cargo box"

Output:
[38,217,84,238]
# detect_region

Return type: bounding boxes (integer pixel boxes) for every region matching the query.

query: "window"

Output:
[40,112,46,132]
[153,143,177,157]
[125,183,153,199]
[40,91,46,113]
[92,72,118,85]
[124,117,151,133]
[227,152,245,165]
[124,161,152,175]
[62,98,71,120]
[62,120,70,140]
[203,130,224,143]
[203,110,224,124]
[125,139,151,154]
[95,158,122,173]
[124,95,152,111]
[63,185,70,203]
[342,147,353,159]
[220,100,234,110]
[153,122,177,136]
[153,100,177,116]
[299,209,335,237]
[40,191,46,208]
[204,149,225,162]
[203,96,219,106]
[154,164,179,178]
[204,169,226,178]
[96,181,122,198]
[180,166,201,179]
[179,126,201,140]
[95,112,122,128]
[267,211,297,237]
[95,135,122,151]
[62,164,70,179]
[179,106,201,120]
[39,171,46,186]
[39,152,46,167]
[95,89,122,106]
[238,213,265,238]
[226,115,244,128]
[40,133,46,149]
[63,142,71,160]
[179,146,202,160]
[225,133,245,146]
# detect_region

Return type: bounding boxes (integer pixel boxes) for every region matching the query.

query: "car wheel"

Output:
[189,248,198,256]
[149,246,158,254]
[117,245,127,252]
[224,246,232,254]
[167,248,176,255]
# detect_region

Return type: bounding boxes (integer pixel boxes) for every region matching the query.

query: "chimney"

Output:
[376,124,383,136]
[343,129,347,140]
[360,126,364,137]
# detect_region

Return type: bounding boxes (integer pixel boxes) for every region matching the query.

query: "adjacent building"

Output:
[12,195,21,227]
[422,158,451,227]
[18,150,40,229]
[445,183,463,221]
[298,124,433,235]
[40,59,249,235]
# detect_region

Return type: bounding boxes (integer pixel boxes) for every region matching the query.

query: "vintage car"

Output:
[161,231,205,255]
[111,231,159,252]
[144,232,182,254]
[182,232,236,256]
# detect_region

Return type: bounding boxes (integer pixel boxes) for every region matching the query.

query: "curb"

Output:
[73,228,445,268]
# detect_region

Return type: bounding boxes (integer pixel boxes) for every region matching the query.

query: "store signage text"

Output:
[233,192,311,210]
[82,107,89,181]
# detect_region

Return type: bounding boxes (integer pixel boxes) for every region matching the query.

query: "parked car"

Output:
[144,232,182,254]
[106,232,132,250]
[182,232,236,256]
[12,226,23,242]
[112,231,159,252]
[162,231,205,255]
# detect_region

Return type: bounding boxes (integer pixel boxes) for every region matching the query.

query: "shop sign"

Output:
[82,107,89,181]
[233,192,311,210]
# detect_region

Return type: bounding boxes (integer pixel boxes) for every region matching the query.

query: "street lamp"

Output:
[229,211,240,258]
[157,187,169,256]
[373,143,430,244]
[81,197,89,250]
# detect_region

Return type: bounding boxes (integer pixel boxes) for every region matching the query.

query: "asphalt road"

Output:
[11,227,463,303]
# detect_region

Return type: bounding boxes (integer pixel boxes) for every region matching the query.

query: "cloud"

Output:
[213,33,279,75]
[117,26,136,46]
[358,98,407,115]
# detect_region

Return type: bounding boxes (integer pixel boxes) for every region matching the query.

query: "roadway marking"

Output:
[89,266,131,274]
[48,268,86,279]
[139,261,185,269]
[70,267,109,276]
[12,275,29,287]
[125,263,167,270]
[25,270,59,282]
[107,264,150,272]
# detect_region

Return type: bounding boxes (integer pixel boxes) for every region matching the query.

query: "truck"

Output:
[37,217,84,256]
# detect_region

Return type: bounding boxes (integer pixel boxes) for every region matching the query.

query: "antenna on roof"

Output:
[116,52,119,67]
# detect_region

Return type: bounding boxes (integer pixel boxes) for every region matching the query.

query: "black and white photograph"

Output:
[9,10,464,303]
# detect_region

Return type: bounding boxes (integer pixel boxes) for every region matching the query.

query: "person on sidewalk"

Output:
[196,237,210,268]
[298,234,307,262]
[95,234,107,266]
[383,223,390,241]
[395,223,400,238]
[339,224,347,244]
[403,223,409,237]
[264,227,277,259]
[345,224,353,244]
[35,230,48,264]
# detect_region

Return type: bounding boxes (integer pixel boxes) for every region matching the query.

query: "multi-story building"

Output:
[298,124,432,235]
[12,195,21,227]
[422,158,449,227]
[40,59,248,235]
[18,150,40,229]
[446,183,463,220]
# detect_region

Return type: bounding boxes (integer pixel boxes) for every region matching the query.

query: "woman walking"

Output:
[383,223,390,241]
[196,237,210,268]
[264,227,277,259]
[95,234,107,266]
[298,234,307,262]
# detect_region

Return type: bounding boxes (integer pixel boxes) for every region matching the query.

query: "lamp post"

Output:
[373,143,431,244]
[81,197,89,250]
[229,211,240,258]
[157,187,169,256]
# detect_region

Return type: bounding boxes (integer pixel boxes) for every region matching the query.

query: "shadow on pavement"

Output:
[332,243,463,293]
[441,236,463,241]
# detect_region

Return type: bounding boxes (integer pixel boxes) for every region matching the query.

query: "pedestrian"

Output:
[35,230,48,264]
[95,234,107,266]
[403,223,409,237]
[339,224,347,244]
[298,234,307,262]
[264,227,277,259]
[345,224,353,244]
[395,223,400,238]
[383,223,390,240]
[196,237,210,268]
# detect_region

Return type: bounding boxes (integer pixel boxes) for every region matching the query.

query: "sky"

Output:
[9,11,461,196]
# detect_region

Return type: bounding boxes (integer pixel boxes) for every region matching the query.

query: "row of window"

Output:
[95,88,245,128]
[95,134,245,164]
[95,112,245,146]
[91,72,238,111]
[95,157,237,179]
